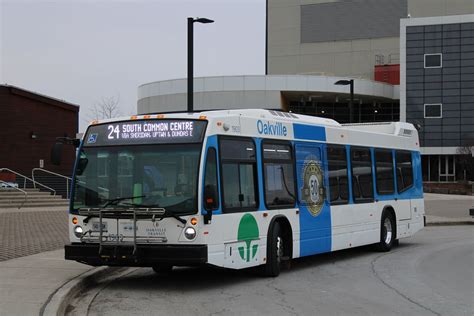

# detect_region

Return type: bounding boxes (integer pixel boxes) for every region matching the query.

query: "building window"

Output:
[350,147,374,203]
[424,53,442,68]
[219,137,258,212]
[327,145,349,205]
[262,141,296,209]
[375,149,395,195]
[424,104,442,118]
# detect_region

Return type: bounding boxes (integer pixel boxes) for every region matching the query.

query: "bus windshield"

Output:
[72,144,201,214]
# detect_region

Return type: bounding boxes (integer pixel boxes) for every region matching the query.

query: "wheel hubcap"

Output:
[276,236,283,264]
[384,217,392,244]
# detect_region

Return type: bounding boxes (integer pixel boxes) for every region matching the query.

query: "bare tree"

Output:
[88,95,121,121]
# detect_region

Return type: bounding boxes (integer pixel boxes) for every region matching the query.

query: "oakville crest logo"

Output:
[237,213,259,262]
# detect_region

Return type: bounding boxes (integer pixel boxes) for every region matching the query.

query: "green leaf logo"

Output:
[237,213,259,262]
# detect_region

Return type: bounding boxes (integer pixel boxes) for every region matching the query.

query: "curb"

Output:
[426,221,474,226]
[40,266,115,316]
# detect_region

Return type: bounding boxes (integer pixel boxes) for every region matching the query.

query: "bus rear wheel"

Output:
[375,211,395,252]
[152,264,173,274]
[263,222,284,277]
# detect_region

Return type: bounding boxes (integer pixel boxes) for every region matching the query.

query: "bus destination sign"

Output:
[84,120,207,146]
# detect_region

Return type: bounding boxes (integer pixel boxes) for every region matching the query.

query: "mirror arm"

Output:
[56,137,80,148]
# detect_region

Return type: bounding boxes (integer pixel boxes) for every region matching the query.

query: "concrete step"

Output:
[0,195,65,202]
[0,200,70,208]
[0,191,56,198]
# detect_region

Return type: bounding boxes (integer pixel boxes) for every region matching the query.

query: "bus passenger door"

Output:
[295,142,332,256]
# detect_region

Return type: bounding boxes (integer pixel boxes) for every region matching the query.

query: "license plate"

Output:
[92,221,108,232]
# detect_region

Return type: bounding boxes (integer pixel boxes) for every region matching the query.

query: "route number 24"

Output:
[108,125,120,140]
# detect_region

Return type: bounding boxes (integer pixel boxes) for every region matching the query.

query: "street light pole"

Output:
[187,18,194,113]
[335,79,354,123]
[187,17,214,113]
[349,79,354,123]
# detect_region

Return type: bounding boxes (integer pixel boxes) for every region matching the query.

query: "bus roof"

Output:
[88,109,419,151]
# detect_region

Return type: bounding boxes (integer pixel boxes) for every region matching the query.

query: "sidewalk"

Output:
[424,193,474,225]
[0,207,68,261]
[0,249,91,316]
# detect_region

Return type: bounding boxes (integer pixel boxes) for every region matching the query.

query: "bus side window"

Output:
[327,145,349,205]
[262,141,296,209]
[351,147,374,203]
[219,137,258,212]
[375,149,395,195]
[203,147,219,210]
[396,151,414,193]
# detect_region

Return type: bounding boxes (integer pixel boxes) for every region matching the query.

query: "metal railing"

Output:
[32,168,71,199]
[0,168,56,195]
[0,180,27,209]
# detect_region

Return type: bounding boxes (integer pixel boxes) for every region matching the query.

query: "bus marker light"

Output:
[157,114,165,119]
[131,115,138,120]
[72,217,78,225]
[263,212,268,217]
[203,231,209,235]
[144,115,151,119]
[190,218,198,225]
[91,120,99,125]
[296,210,300,215]
[217,121,223,127]
[199,115,207,120]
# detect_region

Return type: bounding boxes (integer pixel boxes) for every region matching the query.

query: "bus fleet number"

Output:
[108,125,120,140]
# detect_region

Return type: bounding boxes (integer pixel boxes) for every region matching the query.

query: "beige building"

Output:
[266,0,474,79]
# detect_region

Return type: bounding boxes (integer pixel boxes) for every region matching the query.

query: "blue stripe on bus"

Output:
[293,124,326,141]
[254,138,267,211]
[295,142,332,257]
[201,135,223,215]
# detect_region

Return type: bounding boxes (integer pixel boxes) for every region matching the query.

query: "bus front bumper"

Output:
[65,243,208,267]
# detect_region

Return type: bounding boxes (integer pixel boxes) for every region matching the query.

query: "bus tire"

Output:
[263,222,283,277]
[152,264,173,274]
[375,211,395,252]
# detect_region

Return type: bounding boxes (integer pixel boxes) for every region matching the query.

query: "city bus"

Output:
[58,109,424,277]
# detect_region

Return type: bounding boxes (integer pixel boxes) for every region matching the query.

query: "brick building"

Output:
[0,85,79,177]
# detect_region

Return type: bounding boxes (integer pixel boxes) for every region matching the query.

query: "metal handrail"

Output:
[0,168,56,196]
[0,180,27,209]
[32,168,71,199]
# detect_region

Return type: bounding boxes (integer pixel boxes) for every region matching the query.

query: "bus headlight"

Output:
[184,227,196,240]
[74,226,83,238]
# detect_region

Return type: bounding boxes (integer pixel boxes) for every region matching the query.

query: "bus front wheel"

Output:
[375,211,395,252]
[263,222,284,277]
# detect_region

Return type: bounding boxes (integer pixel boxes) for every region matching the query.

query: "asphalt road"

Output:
[67,226,473,316]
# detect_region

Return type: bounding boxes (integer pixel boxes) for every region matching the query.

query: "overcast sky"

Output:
[1,0,266,131]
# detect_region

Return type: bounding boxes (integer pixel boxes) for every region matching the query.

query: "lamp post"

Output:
[335,79,354,123]
[188,17,214,113]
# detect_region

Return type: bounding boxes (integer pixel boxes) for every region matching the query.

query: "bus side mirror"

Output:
[76,157,89,176]
[51,142,63,165]
[204,184,218,224]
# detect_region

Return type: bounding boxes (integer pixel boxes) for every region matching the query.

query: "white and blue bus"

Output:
[61,109,424,276]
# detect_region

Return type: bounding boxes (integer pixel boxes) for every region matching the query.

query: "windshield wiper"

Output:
[124,202,187,225]
[101,195,146,208]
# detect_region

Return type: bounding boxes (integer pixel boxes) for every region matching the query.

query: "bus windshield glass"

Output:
[72,119,206,213]
[72,144,202,214]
